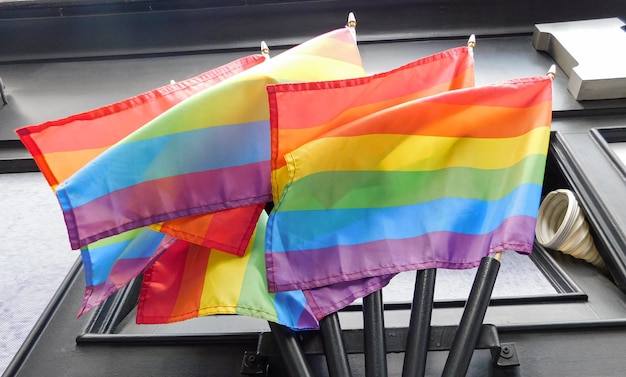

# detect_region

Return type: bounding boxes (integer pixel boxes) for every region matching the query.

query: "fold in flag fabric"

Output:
[266,76,553,293]
[148,205,264,255]
[80,227,177,315]
[52,27,365,250]
[79,206,265,315]
[16,55,266,256]
[137,211,320,330]
[269,46,475,201]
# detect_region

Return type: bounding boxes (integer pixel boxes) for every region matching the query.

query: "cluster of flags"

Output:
[16,24,552,330]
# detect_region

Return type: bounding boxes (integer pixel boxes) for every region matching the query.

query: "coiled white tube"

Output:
[535,189,605,269]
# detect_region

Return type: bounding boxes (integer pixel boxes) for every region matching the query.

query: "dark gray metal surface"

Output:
[1,0,625,63]
[2,36,625,142]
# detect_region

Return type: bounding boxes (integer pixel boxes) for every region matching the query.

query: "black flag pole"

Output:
[442,251,502,376]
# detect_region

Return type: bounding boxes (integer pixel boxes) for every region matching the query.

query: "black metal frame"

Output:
[0,77,6,105]
[76,241,584,337]
[1,0,625,64]
[590,127,626,179]
[67,232,586,376]
[71,241,582,377]
[549,129,626,292]
[246,257,513,377]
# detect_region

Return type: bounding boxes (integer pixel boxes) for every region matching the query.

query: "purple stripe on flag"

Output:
[304,274,396,319]
[81,283,110,315]
[267,216,536,292]
[297,311,321,330]
[81,256,163,314]
[108,257,161,286]
[61,161,271,249]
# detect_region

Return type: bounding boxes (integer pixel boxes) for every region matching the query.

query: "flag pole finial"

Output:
[547,64,557,80]
[261,41,270,59]
[347,12,357,42]
[467,34,476,57]
[347,12,357,28]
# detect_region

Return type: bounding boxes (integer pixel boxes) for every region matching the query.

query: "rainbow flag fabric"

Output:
[16,54,266,189]
[80,227,177,315]
[16,55,267,256]
[16,55,270,314]
[270,46,475,200]
[78,208,265,314]
[266,76,553,293]
[136,210,398,329]
[52,28,365,250]
[148,205,265,255]
[137,212,320,330]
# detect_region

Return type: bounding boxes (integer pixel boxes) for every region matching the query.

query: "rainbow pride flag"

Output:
[265,46,475,314]
[52,28,365,250]
[17,55,270,313]
[137,212,319,330]
[16,55,267,256]
[269,46,475,200]
[266,76,553,293]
